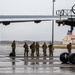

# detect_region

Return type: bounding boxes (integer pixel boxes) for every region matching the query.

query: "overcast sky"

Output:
[0,0,75,41]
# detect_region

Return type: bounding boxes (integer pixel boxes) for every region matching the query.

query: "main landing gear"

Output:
[60,52,75,64]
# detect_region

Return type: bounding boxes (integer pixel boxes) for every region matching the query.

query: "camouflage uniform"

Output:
[23,42,29,56]
[67,43,72,55]
[30,42,35,57]
[36,42,40,56]
[11,40,16,56]
[42,42,47,56]
[48,43,54,56]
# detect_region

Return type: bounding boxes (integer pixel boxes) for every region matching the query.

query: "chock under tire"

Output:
[69,53,75,64]
[60,52,69,63]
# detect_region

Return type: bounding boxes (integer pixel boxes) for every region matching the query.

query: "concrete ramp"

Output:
[0,55,75,75]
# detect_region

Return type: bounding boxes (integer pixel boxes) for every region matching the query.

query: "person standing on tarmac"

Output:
[11,40,16,56]
[36,42,40,57]
[48,42,54,56]
[42,42,47,56]
[67,42,72,55]
[30,42,36,57]
[23,42,29,56]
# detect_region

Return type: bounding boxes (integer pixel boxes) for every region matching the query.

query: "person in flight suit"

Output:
[36,42,40,57]
[11,40,16,56]
[30,42,35,57]
[48,42,54,56]
[67,42,72,55]
[23,42,29,56]
[42,42,47,56]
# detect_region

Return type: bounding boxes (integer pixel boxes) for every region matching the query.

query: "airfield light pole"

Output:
[52,0,55,44]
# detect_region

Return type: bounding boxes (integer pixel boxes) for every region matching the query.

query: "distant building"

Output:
[62,35,75,45]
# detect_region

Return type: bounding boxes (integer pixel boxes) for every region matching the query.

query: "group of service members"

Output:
[11,40,72,57]
[11,40,54,57]
[23,42,54,57]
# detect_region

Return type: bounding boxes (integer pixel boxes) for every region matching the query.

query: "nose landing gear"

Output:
[67,26,74,34]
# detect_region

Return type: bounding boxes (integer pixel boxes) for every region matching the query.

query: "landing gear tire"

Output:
[69,53,75,64]
[60,52,69,63]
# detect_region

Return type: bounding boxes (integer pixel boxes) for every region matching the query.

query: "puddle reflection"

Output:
[9,57,75,74]
[24,57,28,65]
[60,67,75,73]
[36,57,39,65]
[23,56,55,65]
[49,57,53,64]
[43,57,46,64]
[10,57,15,73]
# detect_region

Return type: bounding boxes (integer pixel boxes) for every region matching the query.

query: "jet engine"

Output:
[3,22,10,25]
[34,20,41,23]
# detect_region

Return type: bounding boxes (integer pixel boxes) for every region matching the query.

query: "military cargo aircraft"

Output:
[0,5,75,34]
[0,15,75,34]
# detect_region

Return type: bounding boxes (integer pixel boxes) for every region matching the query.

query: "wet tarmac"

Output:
[0,45,75,75]
[0,55,75,75]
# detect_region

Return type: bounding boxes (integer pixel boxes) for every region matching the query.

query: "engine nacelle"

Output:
[3,22,10,26]
[34,20,41,23]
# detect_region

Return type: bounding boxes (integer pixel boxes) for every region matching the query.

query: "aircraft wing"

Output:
[0,15,75,25]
